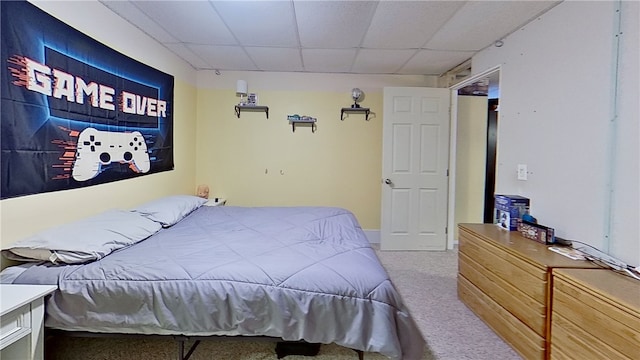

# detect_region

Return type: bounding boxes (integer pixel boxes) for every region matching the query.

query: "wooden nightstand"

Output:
[1,284,57,360]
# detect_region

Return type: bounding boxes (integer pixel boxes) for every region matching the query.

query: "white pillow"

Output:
[131,195,207,227]
[2,210,162,264]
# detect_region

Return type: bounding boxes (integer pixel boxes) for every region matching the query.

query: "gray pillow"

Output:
[2,210,162,264]
[131,195,207,227]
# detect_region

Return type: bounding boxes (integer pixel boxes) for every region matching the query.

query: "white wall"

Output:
[472,1,639,265]
[0,1,199,267]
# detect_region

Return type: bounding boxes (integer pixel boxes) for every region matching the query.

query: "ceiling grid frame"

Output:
[99,0,562,76]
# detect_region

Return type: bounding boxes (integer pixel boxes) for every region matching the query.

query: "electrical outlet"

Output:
[517,164,528,180]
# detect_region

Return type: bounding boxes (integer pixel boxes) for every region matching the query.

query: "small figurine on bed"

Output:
[196,184,209,199]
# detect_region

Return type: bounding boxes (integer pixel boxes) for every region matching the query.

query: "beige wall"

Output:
[454,96,488,239]
[196,87,384,229]
[0,2,198,265]
[195,71,437,229]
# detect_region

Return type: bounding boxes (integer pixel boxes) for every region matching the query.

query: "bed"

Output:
[1,196,425,359]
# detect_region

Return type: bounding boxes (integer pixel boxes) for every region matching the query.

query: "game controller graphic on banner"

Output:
[72,128,151,181]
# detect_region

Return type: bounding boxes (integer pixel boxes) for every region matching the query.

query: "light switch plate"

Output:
[517,164,528,180]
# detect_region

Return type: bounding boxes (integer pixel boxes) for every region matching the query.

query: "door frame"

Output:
[447,65,501,249]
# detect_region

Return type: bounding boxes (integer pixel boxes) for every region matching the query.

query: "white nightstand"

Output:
[1,284,57,360]
[204,198,226,206]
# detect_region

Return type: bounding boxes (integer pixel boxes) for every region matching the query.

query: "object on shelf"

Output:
[235,105,269,119]
[350,88,363,108]
[236,80,248,106]
[247,93,258,106]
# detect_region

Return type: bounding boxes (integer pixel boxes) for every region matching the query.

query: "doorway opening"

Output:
[447,66,501,248]
[484,98,499,223]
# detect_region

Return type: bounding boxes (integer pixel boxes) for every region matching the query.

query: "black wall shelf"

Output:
[235,105,269,119]
[289,120,317,133]
[341,107,370,121]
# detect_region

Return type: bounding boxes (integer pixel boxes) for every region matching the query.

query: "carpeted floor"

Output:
[46,337,398,360]
[45,247,521,360]
[374,247,521,360]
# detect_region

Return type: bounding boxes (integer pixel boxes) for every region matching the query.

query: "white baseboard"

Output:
[363,229,380,244]
[364,230,459,248]
[364,230,459,247]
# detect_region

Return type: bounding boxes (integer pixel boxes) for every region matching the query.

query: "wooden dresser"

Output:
[551,268,640,359]
[457,224,598,360]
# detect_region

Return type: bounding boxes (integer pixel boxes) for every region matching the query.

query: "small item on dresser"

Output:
[517,219,555,244]
[494,194,530,231]
[548,246,587,260]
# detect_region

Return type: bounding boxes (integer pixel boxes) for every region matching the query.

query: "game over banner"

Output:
[1,1,174,199]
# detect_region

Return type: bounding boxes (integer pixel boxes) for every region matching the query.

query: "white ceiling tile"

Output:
[352,49,417,74]
[425,1,560,51]
[132,1,236,45]
[99,0,561,75]
[398,50,475,76]
[164,43,210,70]
[302,49,358,73]
[188,44,258,71]
[362,1,465,49]
[245,47,303,72]
[212,1,299,47]
[295,1,378,48]
[100,1,178,43]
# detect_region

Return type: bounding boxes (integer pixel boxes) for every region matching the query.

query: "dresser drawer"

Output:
[549,343,573,360]
[552,275,640,359]
[459,230,547,303]
[458,275,545,360]
[459,252,546,335]
[551,311,627,360]
[0,304,31,351]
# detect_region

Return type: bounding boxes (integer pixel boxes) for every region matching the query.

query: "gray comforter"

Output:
[9,206,425,359]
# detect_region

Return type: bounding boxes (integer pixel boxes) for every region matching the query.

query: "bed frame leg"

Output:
[175,337,201,360]
[177,340,184,360]
[354,349,364,359]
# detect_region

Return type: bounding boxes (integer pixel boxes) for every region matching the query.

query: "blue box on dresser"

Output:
[494,194,530,231]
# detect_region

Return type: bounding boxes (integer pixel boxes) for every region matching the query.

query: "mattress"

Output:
[7,206,425,359]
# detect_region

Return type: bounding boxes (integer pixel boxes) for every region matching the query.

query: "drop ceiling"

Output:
[100,0,561,76]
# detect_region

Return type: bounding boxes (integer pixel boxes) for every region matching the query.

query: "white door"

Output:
[381,87,450,250]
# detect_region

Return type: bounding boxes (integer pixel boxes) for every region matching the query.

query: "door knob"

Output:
[384,178,392,185]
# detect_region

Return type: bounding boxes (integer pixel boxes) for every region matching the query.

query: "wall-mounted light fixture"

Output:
[351,88,363,108]
[236,80,248,106]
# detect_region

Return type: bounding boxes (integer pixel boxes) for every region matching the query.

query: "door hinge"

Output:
[445,226,448,234]
[446,168,449,176]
